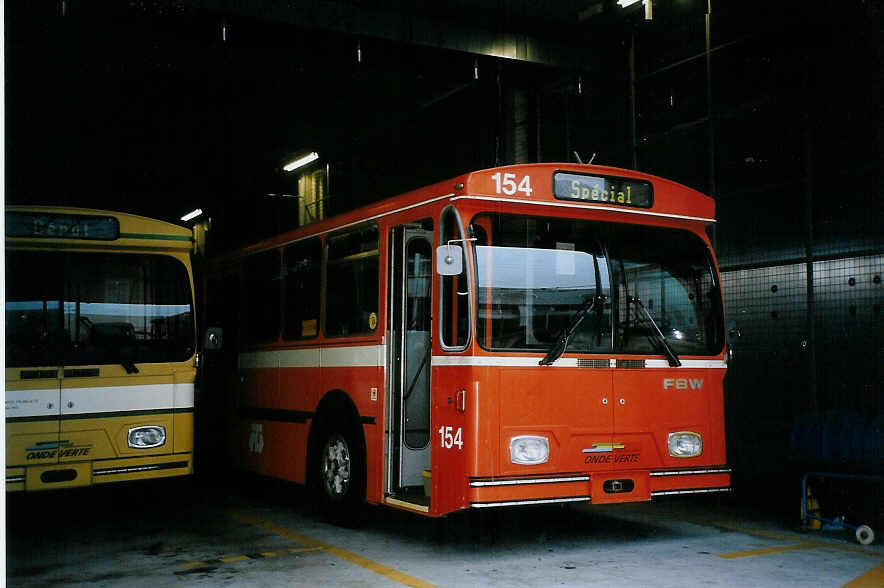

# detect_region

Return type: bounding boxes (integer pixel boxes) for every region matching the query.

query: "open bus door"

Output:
[386,224,434,509]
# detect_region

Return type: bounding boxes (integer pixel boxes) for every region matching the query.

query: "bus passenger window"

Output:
[325,225,379,337]
[283,238,321,340]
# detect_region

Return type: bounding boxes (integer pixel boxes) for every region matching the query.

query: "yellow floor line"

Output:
[290,546,324,554]
[841,562,884,588]
[260,551,281,558]
[718,542,819,559]
[230,510,438,588]
[179,546,322,570]
[708,520,883,587]
[701,520,883,558]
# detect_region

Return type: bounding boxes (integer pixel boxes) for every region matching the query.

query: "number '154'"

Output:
[438,426,463,450]
[491,172,533,197]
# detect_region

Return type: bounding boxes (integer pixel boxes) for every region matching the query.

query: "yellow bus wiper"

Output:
[539,295,600,366]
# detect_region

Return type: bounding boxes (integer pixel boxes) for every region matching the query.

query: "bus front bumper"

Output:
[6,454,193,492]
[468,468,731,508]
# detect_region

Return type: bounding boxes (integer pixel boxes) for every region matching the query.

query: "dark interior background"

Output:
[6,0,882,514]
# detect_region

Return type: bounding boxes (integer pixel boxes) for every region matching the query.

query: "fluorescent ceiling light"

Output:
[180,208,203,222]
[283,152,319,172]
[617,0,642,6]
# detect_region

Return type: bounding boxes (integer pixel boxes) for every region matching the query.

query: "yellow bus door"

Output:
[5,249,65,490]
[5,368,63,489]
[59,364,177,484]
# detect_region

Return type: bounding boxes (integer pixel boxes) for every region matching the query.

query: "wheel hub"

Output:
[322,434,351,498]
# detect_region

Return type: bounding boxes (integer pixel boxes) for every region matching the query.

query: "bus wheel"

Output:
[321,432,352,501]
[316,423,364,526]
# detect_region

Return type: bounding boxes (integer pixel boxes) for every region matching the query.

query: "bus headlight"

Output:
[510,435,549,465]
[128,426,167,449]
[668,431,702,458]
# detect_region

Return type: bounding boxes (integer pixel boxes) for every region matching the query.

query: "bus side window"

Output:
[283,238,321,340]
[440,207,470,350]
[469,221,493,349]
[325,225,379,337]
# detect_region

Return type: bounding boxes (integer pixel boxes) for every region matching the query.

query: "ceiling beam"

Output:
[180,0,594,69]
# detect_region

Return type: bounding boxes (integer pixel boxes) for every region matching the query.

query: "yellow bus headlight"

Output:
[128,426,167,449]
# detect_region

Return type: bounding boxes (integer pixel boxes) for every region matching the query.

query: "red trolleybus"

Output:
[204,163,729,520]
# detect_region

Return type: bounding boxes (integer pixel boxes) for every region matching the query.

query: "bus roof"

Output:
[216,163,714,260]
[462,163,714,223]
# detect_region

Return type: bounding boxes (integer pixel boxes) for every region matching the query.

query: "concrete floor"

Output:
[5,477,882,587]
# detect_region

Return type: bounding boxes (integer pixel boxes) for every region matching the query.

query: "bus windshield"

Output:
[6,251,195,368]
[471,214,723,356]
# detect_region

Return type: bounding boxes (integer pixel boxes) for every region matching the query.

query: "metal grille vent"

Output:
[577,359,610,368]
[616,359,646,369]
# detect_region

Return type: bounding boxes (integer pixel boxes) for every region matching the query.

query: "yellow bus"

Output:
[5,206,199,491]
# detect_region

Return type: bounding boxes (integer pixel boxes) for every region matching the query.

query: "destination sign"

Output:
[6,212,120,240]
[553,173,653,208]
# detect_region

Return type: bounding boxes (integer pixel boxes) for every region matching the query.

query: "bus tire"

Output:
[314,419,364,526]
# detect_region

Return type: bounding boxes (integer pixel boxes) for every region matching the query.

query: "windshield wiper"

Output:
[539,295,600,366]
[628,295,681,367]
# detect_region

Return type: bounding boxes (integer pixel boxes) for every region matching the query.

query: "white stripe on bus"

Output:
[5,389,59,419]
[240,345,386,370]
[432,356,726,369]
[322,345,386,368]
[61,383,194,415]
[5,383,193,419]
[237,347,726,370]
[432,355,564,367]
[644,359,727,369]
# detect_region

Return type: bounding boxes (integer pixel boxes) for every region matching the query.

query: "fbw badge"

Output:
[248,423,265,454]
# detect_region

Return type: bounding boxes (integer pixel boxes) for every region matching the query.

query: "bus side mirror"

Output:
[436,245,463,276]
[204,327,223,351]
